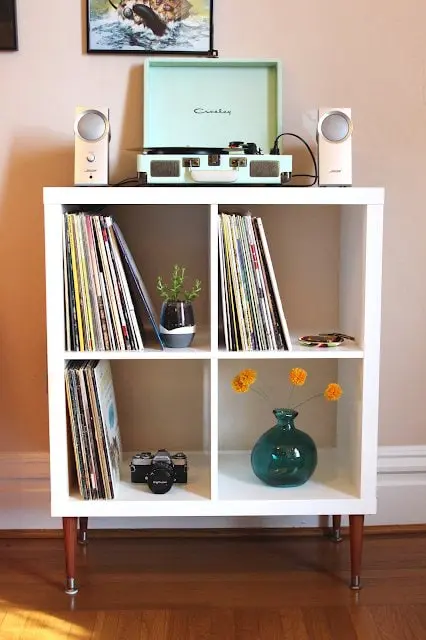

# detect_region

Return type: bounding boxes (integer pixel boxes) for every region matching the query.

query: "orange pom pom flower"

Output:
[231,375,250,393]
[230,366,343,407]
[231,368,258,394]
[289,367,307,386]
[324,383,343,401]
[239,368,257,386]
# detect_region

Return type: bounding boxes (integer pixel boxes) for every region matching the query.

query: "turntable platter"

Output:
[143,146,229,156]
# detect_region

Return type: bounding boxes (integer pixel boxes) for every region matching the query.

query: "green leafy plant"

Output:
[156,265,202,303]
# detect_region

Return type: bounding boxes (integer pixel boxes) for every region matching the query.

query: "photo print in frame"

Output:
[0,0,18,51]
[87,0,215,56]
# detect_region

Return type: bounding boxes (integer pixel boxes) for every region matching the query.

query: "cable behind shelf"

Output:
[271,132,318,187]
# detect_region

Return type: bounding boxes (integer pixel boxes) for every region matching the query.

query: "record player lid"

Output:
[143,59,282,153]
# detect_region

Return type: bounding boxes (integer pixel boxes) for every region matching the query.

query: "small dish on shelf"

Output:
[298,333,355,348]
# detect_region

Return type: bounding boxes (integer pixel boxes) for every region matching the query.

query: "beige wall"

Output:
[0,0,423,451]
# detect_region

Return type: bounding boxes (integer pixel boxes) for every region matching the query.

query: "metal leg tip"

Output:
[65,578,79,595]
[326,528,343,543]
[78,531,88,545]
[350,576,361,590]
[332,529,343,543]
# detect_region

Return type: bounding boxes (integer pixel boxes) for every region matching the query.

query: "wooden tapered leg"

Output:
[78,517,88,545]
[63,517,78,595]
[330,515,343,543]
[349,514,364,590]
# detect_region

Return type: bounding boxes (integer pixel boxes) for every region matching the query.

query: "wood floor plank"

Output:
[258,608,292,640]
[410,604,426,634]
[0,609,7,629]
[65,611,98,639]
[0,609,30,639]
[368,605,426,640]
[0,534,424,639]
[90,612,120,640]
[349,607,382,640]
[166,610,189,640]
[279,608,310,639]
[186,609,233,640]
[199,608,235,640]
[303,608,357,640]
[186,610,212,640]
[20,610,71,639]
[115,612,142,639]
[140,610,169,640]
[233,609,261,639]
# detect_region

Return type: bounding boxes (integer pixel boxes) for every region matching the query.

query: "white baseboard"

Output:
[0,447,425,530]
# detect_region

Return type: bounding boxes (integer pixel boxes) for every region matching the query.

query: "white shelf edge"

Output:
[64,350,364,361]
[64,350,212,360]
[43,186,385,207]
[64,327,212,360]
[217,347,364,359]
[51,497,375,518]
[65,343,364,361]
[64,349,363,360]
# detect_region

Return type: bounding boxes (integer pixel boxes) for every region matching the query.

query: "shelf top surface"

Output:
[43,186,385,206]
[63,333,364,360]
[53,449,370,517]
[64,346,364,360]
[218,451,359,502]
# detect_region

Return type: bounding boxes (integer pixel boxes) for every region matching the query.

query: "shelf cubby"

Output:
[217,358,364,512]
[218,203,367,356]
[66,359,212,515]
[62,203,211,356]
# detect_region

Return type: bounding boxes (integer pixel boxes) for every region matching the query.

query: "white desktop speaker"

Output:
[74,107,110,186]
[317,108,352,186]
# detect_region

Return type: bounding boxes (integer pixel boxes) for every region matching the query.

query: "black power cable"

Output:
[112,176,140,187]
[270,132,318,187]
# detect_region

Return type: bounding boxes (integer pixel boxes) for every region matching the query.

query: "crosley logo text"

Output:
[194,108,231,116]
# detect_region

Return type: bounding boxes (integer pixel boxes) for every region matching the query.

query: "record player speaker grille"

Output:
[250,160,280,178]
[151,160,180,178]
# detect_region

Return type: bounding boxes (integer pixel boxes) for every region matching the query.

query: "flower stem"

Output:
[251,385,269,400]
[287,384,295,408]
[292,392,323,410]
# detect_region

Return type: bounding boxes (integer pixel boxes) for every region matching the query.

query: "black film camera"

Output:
[130,449,188,494]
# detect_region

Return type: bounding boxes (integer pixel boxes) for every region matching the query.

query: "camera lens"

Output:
[147,462,174,494]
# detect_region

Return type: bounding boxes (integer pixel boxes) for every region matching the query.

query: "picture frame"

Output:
[86,0,216,56]
[0,0,18,51]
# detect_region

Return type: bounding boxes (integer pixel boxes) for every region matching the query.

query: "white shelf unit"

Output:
[43,186,384,525]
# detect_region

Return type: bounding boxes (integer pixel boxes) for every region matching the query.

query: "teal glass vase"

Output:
[250,408,318,487]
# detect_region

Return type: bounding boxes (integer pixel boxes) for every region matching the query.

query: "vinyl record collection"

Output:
[218,212,292,351]
[65,359,122,500]
[63,212,163,351]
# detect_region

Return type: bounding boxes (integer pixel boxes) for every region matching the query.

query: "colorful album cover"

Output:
[87,0,214,55]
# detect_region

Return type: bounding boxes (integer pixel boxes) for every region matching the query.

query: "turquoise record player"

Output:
[137,58,292,186]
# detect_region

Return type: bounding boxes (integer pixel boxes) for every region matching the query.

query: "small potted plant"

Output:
[156,265,202,348]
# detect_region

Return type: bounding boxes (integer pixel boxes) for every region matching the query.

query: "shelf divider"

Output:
[210,204,219,356]
[210,357,219,501]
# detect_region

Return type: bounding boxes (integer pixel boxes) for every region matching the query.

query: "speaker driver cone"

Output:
[320,111,352,143]
[76,110,108,142]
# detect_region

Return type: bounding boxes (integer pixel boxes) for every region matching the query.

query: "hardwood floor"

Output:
[0,532,425,638]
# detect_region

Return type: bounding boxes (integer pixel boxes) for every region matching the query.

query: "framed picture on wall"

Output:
[86,0,216,56]
[0,0,18,51]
